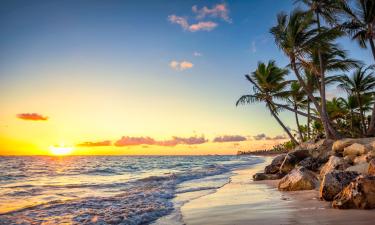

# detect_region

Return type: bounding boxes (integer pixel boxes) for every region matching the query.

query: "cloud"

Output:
[272,134,288,140]
[253,133,288,141]
[168,15,218,32]
[251,41,257,53]
[253,133,267,140]
[188,21,218,32]
[17,113,48,121]
[192,3,231,23]
[77,140,112,147]
[193,51,202,57]
[168,15,189,30]
[115,136,156,146]
[114,136,207,147]
[169,60,194,71]
[213,135,247,143]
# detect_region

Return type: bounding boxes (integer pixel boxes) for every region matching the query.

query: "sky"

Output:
[0,0,373,155]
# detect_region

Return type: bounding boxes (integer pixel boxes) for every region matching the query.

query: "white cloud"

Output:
[251,41,257,53]
[168,14,217,32]
[169,60,194,71]
[188,21,217,32]
[192,3,231,23]
[193,51,202,57]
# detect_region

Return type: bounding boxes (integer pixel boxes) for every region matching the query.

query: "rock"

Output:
[332,139,356,154]
[279,149,311,174]
[345,163,369,174]
[319,171,359,201]
[368,159,375,176]
[253,172,281,181]
[289,149,310,160]
[278,167,319,191]
[332,175,375,209]
[343,155,356,165]
[296,157,321,172]
[353,155,367,165]
[309,139,334,162]
[366,150,375,162]
[333,138,375,155]
[343,143,368,157]
[320,156,350,179]
[264,154,286,174]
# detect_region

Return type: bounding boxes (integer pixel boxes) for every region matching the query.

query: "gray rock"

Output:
[278,167,319,191]
[253,172,282,181]
[279,149,311,174]
[319,171,359,201]
[297,157,321,172]
[264,154,286,174]
[346,163,369,175]
[333,175,375,209]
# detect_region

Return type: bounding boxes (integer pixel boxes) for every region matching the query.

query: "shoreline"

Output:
[181,158,375,225]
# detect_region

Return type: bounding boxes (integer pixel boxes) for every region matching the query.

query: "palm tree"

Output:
[236,61,299,144]
[335,66,375,135]
[340,0,375,62]
[338,0,375,135]
[296,0,347,140]
[270,9,341,139]
[286,81,307,140]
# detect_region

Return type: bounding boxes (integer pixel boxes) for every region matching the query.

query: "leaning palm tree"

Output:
[270,9,341,139]
[236,60,299,144]
[335,66,375,135]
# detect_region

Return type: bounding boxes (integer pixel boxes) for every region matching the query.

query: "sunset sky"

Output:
[0,0,373,155]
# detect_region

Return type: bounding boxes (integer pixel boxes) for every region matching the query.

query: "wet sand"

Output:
[181,158,375,225]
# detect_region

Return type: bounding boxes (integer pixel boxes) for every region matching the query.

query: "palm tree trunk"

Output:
[273,102,320,120]
[356,93,366,135]
[294,104,303,141]
[290,59,338,139]
[307,100,311,139]
[365,38,375,135]
[269,106,299,145]
[315,12,340,140]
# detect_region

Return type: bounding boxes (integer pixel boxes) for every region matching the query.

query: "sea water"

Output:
[0,155,263,224]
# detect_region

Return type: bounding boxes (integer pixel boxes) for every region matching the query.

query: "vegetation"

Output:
[237,0,375,144]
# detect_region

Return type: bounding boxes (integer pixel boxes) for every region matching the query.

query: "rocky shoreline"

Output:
[253,138,375,209]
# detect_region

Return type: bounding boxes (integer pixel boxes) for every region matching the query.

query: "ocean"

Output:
[0,155,263,224]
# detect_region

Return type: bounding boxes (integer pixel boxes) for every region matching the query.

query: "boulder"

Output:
[353,155,367,165]
[366,150,375,162]
[264,154,286,174]
[253,172,282,181]
[343,155,356,165]
[279,149,310,174]
[319,171,359,201]
[319,156,350,179]
[333,138,375,155]
[332,139,356,154]
[309,139,334,162]
[345,163,369,174]
[332,175,375,209]
[278,167,319,191]
[368,159,375,176]
[343,143,368,157]
[296,157,321,172]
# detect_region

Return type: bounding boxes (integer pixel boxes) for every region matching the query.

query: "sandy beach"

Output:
[181,158,375,225]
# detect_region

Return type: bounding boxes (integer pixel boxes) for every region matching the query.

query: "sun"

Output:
[49,145,73,156]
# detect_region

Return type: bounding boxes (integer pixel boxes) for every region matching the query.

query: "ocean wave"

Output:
[0,156,263,224]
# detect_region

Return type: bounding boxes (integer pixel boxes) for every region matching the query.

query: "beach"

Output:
[181,158,375,225]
